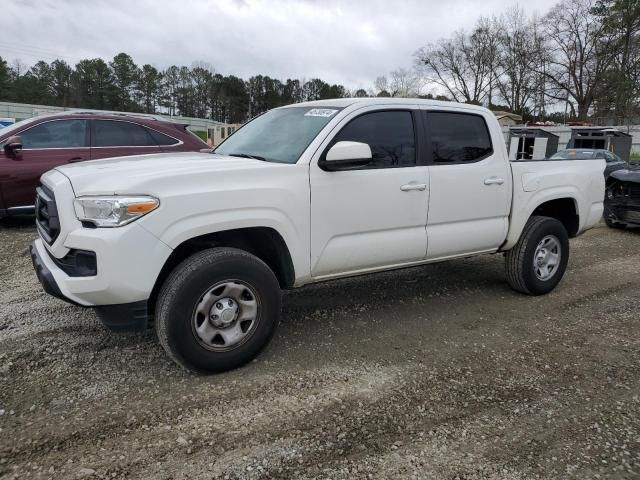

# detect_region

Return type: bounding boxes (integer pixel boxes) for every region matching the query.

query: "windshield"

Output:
[550,150,598,160]
[214,106,341,163]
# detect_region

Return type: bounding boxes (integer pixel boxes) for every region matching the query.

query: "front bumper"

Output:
[30,241,78,306]
[30,240,151,331]
[31,170,174,331]
[605,199,640,225]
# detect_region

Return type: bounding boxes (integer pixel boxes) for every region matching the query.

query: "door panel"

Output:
[311,167,429,276]
[310,108,429,278]
[2,148,90,209]
[423,110,511,259]
[427,160,509,257]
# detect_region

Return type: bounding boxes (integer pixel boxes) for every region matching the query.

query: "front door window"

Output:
[21,119,88,149]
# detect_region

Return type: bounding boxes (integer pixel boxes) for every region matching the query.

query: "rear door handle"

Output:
[400,183,427,192]
[484,177,504,186]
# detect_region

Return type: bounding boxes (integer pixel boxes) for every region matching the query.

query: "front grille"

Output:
[628,183,640,199]
[35,185,60,244]
[620,209,640,224]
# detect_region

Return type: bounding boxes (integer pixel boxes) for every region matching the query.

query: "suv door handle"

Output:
[484,177,504,186]
[68,157,85,163]
[400,183,427,192]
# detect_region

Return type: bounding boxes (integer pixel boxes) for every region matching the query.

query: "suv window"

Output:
[93,120,156,147]
[604,151,620,163]
[148,128,180,146]
[21,119,88,149]
[427,112,492,163]
[331,111,416,168]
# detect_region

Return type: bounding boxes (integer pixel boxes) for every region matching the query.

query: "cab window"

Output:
[426,112,493,163]
[330,110,416,168]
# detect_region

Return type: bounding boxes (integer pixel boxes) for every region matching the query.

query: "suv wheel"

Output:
[156,247,281,373]
[505,216,569,295]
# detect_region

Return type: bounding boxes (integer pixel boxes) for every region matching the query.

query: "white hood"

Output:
[54,152,279,196]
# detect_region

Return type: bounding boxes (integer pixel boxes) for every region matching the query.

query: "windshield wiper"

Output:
[227,153,267,161]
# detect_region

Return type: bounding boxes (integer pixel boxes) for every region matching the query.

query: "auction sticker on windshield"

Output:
[304,109,338,117]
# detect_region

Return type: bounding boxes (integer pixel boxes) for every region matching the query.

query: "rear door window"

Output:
[426,112,492,163]
[147,128,180,146]
[21,119,88,149]
[93,120,157,147]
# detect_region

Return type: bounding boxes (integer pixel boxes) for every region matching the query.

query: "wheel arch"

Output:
[503,193,581,251]
[149,226,295,314]
[531,198,580,237]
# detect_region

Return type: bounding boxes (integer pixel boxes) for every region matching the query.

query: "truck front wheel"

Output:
[505,216,569,295]
[155,247,281,373]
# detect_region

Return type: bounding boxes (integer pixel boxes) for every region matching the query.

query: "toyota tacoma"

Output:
[29,98,606,373]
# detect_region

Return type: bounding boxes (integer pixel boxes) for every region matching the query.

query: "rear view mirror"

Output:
[3,135,22,159]
[321,141,372,171]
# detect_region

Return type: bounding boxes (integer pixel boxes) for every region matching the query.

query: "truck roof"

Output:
[289,97,491,114]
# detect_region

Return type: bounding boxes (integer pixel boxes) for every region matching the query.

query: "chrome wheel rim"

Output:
[191,280,260,351]
[533,235,561,281]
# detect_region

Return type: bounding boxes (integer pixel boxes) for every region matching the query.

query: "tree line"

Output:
[1,0,638,124]
[0,55,353,124]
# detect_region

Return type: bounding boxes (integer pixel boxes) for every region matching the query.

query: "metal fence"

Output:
[0,101,229,133]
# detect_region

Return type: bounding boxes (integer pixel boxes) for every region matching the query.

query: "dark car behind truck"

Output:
[0,112,208,217]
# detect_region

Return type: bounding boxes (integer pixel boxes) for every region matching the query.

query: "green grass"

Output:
[192,130,208,142]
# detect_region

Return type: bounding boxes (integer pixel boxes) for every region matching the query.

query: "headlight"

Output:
[74,196,159,227]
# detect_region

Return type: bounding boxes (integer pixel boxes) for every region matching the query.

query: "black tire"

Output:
[505,216,569,295]
[155,247,281,373]
[604,216,627,229]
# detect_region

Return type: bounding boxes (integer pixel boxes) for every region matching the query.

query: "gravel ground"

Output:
[0,219,639,479]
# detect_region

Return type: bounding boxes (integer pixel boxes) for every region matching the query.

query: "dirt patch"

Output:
[1,221,639,479]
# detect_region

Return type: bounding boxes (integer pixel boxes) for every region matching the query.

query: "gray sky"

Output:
[3,0,559,91]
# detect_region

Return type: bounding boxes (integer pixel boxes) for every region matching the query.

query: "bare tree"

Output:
[493,7,542,115]
[389,68,421,97]
[10,59,27,78]
[415,23,496,104]
[542,0,615,120]
[372,75,390,97]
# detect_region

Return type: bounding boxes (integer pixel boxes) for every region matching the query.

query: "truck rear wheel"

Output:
[505,216,569,295]
[155,247,281,373]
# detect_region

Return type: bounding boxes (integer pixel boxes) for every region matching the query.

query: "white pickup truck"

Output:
[30,98,605,373]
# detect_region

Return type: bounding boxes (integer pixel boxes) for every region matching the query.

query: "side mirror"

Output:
[320,141,372,171]
[3,136,22,159]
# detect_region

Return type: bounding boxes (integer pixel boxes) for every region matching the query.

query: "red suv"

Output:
[0,112,208,217]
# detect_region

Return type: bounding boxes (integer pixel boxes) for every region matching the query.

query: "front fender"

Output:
[139,204,310,285]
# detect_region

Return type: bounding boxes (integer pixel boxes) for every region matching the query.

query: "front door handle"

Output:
[68,157,85,163]
[400,183,427,192]
[484,177,504,186]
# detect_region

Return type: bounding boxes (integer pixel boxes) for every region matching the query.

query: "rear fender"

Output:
[502,187,582,251]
